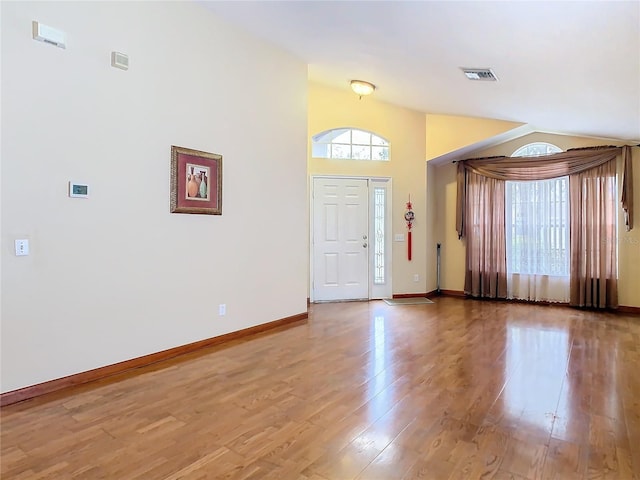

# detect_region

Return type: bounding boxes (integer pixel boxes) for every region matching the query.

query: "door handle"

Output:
[363,243,368,248]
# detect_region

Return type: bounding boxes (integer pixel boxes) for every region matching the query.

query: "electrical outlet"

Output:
[218,304,226,316]
[413,274,419,282]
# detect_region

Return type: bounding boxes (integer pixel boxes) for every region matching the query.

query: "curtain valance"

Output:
[456,145,634,238]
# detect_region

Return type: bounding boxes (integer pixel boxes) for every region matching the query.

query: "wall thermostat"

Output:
[32,21,66,49]
[69,181,89,198]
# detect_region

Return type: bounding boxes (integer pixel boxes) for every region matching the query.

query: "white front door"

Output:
[312,178,369,301]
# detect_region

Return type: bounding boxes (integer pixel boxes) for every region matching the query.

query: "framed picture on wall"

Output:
[170,145,222,215]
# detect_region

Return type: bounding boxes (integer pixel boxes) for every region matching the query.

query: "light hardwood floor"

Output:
[1,297,639,479]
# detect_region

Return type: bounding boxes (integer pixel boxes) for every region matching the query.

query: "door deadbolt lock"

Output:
[363,235,367,240]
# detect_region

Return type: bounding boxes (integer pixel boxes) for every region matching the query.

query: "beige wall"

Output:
[426,114,524,160]
[1,2,308,392]
[308,83,432,295]
[432,132,640,307]
[425,162,438,293]
[433,161,466,292]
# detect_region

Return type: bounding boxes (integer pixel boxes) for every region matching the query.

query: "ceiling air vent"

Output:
[461,68,498,81]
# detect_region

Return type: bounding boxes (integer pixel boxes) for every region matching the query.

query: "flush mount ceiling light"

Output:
[350,80,376,98]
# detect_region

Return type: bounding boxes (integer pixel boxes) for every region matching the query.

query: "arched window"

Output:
[512,142,562,157]
[312,128,390,161]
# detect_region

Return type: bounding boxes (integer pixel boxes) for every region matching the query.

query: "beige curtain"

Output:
[570,160,618,308]
[464,170,507,298]
[621,145,634,231]
[455,145,634,307]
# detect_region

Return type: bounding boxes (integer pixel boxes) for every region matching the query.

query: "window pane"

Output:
[506,176,569,276]
[333,130,351,143]
[352,129,371,145]
[374,187,385,284]
[371,134,388,146]
[372,146,389,160]
[312,143,329,158]
[313,128,348,143]
[331,144,351,159]
[352,144,371,160]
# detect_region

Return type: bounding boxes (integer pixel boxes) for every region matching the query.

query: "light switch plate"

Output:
[15,239,29,256]
[394,233,405,242]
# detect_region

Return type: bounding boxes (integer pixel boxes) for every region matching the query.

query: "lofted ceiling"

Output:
[202,1,640,143]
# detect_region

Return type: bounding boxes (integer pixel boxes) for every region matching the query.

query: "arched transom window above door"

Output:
[312,128,390,161]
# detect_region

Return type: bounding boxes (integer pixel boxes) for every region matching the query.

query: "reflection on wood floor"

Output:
[2,297,639,479]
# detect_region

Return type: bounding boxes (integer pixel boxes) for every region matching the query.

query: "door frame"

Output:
[310,175,393,302]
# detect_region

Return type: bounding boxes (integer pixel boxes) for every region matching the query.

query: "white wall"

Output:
[1,1,308,392]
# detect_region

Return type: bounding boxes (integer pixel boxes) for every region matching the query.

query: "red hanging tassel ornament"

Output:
[404,195,415,261]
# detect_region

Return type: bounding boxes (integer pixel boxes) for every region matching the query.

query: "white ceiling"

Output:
[202,1,640,142]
